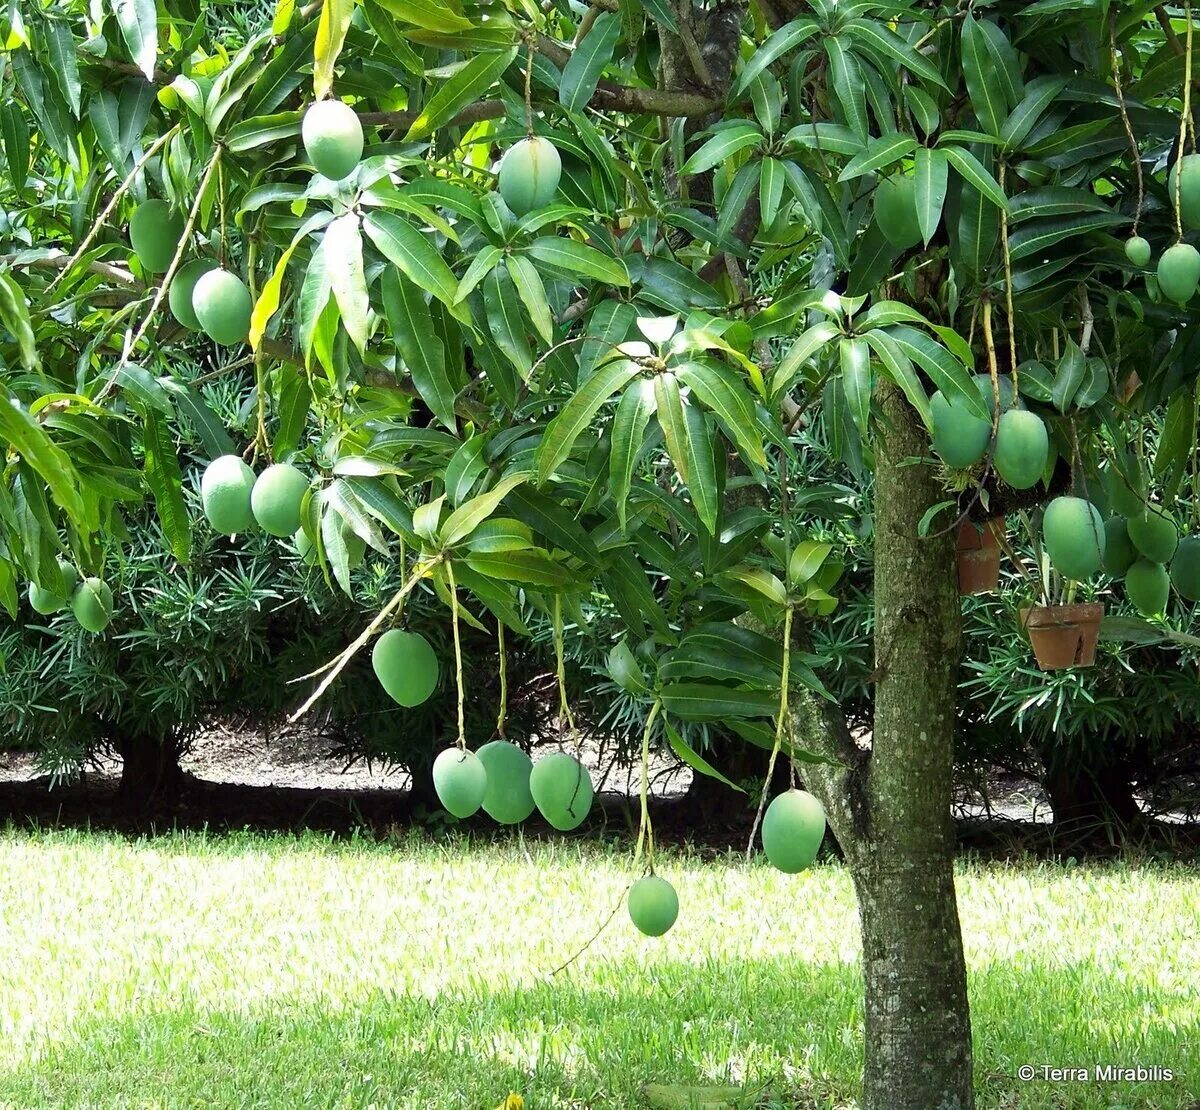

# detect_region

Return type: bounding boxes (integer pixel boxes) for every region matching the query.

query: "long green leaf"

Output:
[732,17,819,98]
[675,361,766,468]
[659,682,778,721]
[527,236,630,286]
[381,269,457,430]
[664,719,745,791]
[838,132,918,181]
[886,325,988,421]
[942,145,1008,210]
[912,147,949,245]
[960,14,1012,137]
[363,210,461,313]
[110,0,157,80]
[680,124,763,176]
[142,408,192,563]
[482,266,532,379]
[404,47,516,140]
[839,336,872,439]
[537,358,641,483]
[609,376,655,530]
[324,214,370,353]
[559,11,621,111]
[505,254,555,345]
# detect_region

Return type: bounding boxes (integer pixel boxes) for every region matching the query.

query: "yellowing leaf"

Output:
[250,237,302,351]
[313,0,354,102]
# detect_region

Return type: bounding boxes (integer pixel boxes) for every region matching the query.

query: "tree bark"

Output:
[1041,754,1142,840]
[117,732,184,819]
[800,383,973,1110]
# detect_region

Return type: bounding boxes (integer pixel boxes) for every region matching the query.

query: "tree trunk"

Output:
[117,732,184,819]
[800,383,973,1110]
[1041,754,1142,840]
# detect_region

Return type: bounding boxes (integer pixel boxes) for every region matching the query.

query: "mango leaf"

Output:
[609,378,655,530]
[912,147,949,245]
[537,358,641,482]
[560,11,621,111]
[680,123,762,176]
[444,437,488,506]
[371,0,471,32]
[845,17,948,89]
[527,237,629,286]
[862,328,931,428]
[324,214,370,353]
[886,325,989,421]
[363,210,462,314]
[942,145,1007,210]
[664,719,745,792]
[44,19,82,117]
[381,269,457,430]
[960,14,1010,136]
[659,682,778,721]
[1,105,30,191]
[772,320,840,395]
[675,361,767,468]
[482,266,532,380]
[313,0,354,101]
[824,37,867,140]
[724,565,787,605]
[0,387,85,527]
[732,16,819,98]
[465,547,571,587]
[1000,75,1069,151]
[1051,339,1086,412]
[838,133,917,181]
[251,236,304,351]
[439,472,529,547]
[607,641,652,696]
[788,540,832,585]
[110,0,157,80]
[505,254,555,345]
[682,400,718,534]
[0,272,38,370]
[839,337,872,439]
[404,47,517,140]
[464,517,533,552]
[226,110,303,153]
[142,408,191,563]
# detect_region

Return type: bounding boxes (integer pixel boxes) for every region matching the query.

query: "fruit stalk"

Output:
[745,603,793,865]
[633,699,662,873]
[288,554,443,721]
[446,559,467,750]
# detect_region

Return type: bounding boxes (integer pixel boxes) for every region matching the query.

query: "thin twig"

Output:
[288,557,442,721]
[1110,16,1145,234]
[43,125,180,299]
[96,145,225,403]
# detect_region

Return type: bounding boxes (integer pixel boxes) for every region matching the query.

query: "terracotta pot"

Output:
[956,516,1005,595]
[1019,603,1105,670]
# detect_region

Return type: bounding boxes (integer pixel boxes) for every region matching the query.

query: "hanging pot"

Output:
[1019,603,1105,670]
[956,516,1005,595]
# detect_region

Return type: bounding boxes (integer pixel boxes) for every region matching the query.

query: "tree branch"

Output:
[356,102,507,131]
[0,251,141,288]
[534,35,722,116]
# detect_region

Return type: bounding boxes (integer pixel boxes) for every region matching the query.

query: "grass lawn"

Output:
[0,829,1194,1108]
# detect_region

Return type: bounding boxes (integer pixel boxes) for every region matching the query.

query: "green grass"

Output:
[0,829,1194,1108]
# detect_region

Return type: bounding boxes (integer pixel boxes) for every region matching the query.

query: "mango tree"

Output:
[2,0,1199,1105]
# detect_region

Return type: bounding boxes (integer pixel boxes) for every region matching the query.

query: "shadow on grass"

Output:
[0,955,1194,1109]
